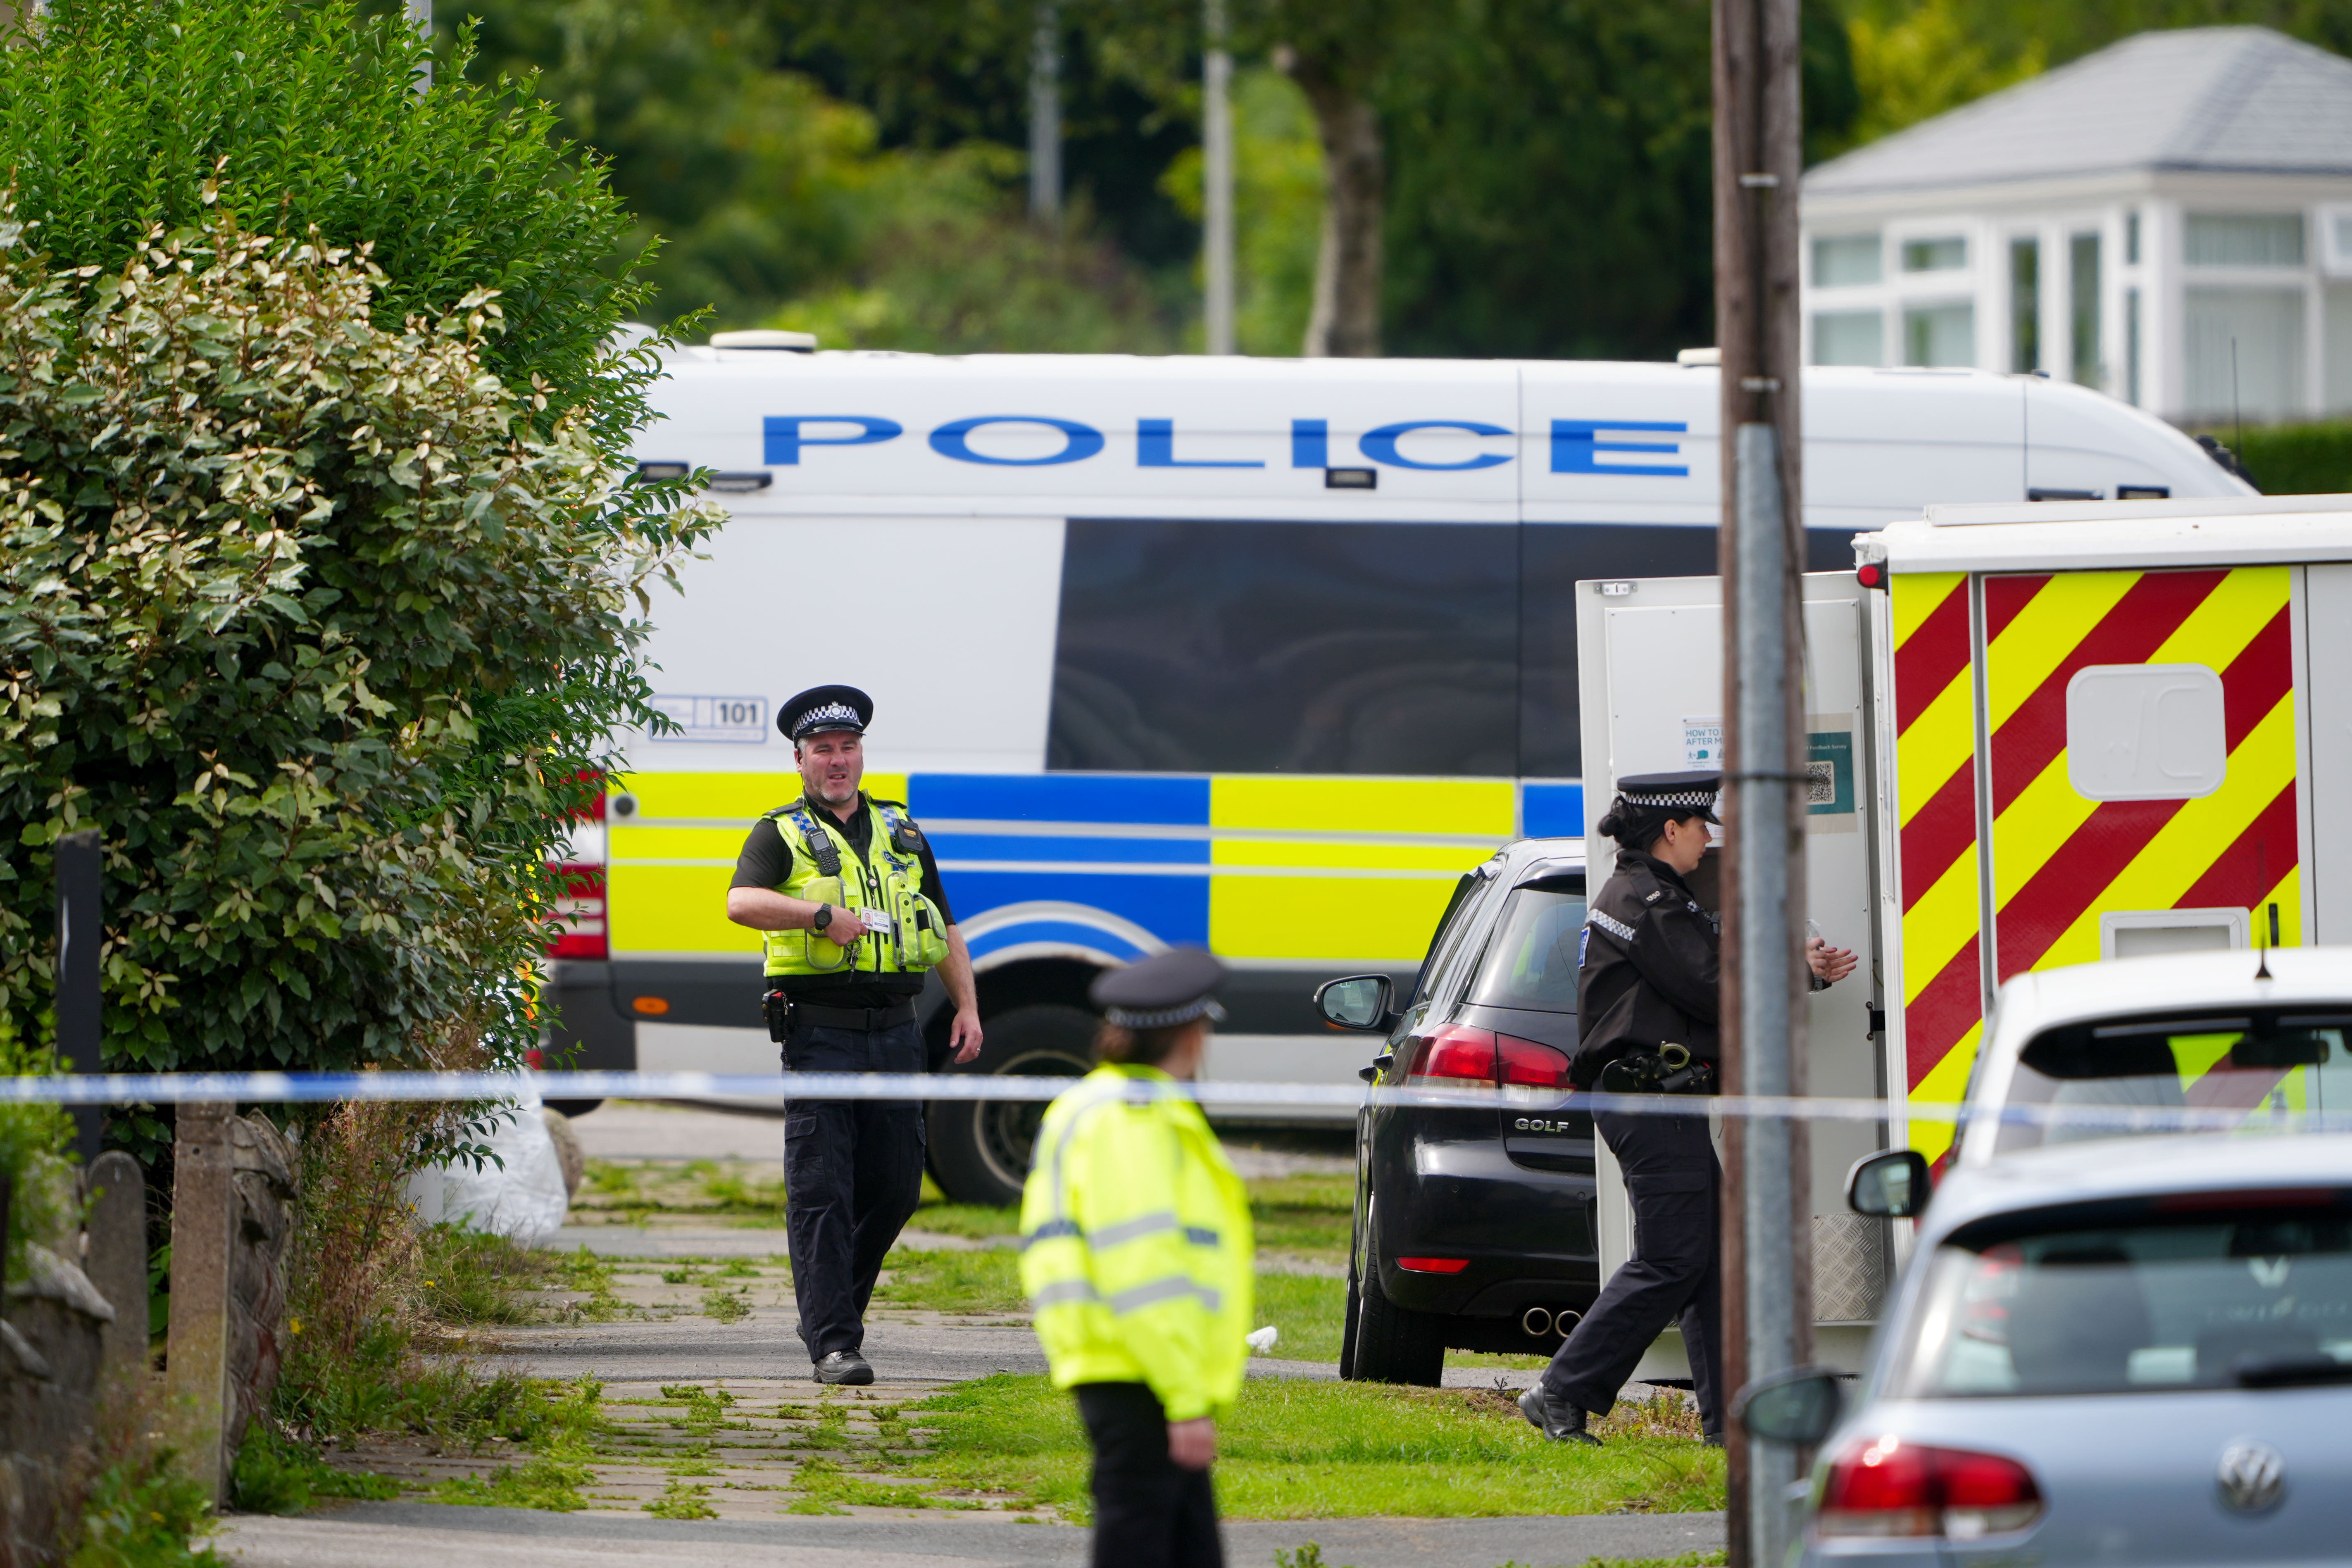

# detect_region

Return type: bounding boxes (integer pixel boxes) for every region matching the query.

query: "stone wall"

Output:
[0,1244,116,1564]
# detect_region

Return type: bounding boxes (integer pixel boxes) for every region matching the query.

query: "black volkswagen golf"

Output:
[1314,837,1594,1385]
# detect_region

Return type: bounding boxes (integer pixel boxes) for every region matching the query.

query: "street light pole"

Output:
[1202,0,1236,355]
[406,0,431,94]
[1029,1,1062,228]
[1713,0,1810,1564]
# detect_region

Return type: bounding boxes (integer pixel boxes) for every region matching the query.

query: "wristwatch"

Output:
[812,903,833,933]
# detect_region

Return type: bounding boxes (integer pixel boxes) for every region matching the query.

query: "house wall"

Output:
[1801,174,2352,428]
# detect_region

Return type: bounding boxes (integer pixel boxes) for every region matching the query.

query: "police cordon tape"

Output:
[0,1069,2347,1136]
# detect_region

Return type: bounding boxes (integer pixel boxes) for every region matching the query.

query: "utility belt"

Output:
[762,991,918,1042]
[1597,1042,1717,1097]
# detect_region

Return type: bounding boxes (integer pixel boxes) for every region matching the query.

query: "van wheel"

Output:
[926,1004,1095,1208]
[1350,1225,1446,1386]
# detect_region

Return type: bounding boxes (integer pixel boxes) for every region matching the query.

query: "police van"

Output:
[547,342,2249,1203]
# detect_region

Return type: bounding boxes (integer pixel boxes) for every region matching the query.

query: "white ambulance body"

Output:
[1577,493,2352,1377]
[550,345,2246,1203]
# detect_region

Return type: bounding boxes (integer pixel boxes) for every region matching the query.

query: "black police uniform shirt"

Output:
[730,793,955,1010]
[1571,848,1721,1087]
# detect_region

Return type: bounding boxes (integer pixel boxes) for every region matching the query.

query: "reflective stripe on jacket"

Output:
[1018,1064,1253,1420]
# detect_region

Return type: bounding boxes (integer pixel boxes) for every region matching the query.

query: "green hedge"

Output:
[2221,421,2352,496]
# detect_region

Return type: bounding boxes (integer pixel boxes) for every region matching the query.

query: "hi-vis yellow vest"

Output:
[1018,1064,1253,1420]
[758,795,950,977]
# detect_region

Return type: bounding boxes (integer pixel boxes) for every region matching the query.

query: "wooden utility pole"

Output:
[1713,0,1811,1564]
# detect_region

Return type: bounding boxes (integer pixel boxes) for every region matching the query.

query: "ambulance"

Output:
[550,340,2249,1203]
[1576,491,2352,1371]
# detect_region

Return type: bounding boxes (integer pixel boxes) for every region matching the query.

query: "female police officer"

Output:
[1517,771,1848,1448]
[1019,949,1252,1568]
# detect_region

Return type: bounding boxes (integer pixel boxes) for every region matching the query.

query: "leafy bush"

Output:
[0,213,716,1079]
[0,0,645,436]
[0,1021,82,1282]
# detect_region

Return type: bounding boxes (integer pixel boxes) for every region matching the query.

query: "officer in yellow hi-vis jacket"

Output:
[1020,950,1252,1568]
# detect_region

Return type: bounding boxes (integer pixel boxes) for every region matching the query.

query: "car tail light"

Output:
[1402,1026,1575,1100]
[1818,1435,2043,1539]
[1498,1034,1574,1102]
[1402,1025,1497,1087]
[549,863,607,960]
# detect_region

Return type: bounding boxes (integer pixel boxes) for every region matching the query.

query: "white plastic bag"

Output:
[430,1082,571,1247]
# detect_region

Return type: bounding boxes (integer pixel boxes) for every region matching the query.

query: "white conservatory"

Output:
[1799,26,2352,426]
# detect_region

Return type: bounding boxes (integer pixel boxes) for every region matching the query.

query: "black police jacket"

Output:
[1571,849,1721,1088]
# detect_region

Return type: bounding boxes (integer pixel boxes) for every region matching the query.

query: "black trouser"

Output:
[1074,1382,1223,1568]
[1541,1104,1724,1439]
[781,1017,926,1361]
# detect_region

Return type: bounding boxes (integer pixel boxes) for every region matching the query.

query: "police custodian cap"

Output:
[1090,949,1229,1030]
[778,685,873,742]
[1613,769,1723,821]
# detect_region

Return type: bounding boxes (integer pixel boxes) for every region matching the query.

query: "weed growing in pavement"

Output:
[419,1226,554,1327]
[644,1478,719,1518]
[702,1286,751,1322]
[660,1267,697,1285]
[1275,1546,1350,1568]
[230,1421,402,1514]
[1566,1554,1727,1568]
[552,1247,625,1321]
[432,1445,595,1512]
[717,1258,759,1278]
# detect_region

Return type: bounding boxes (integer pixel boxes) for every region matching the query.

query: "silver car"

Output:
[1742,1134,2352,1564]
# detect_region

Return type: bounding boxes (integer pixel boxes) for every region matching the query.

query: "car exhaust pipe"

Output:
[1552,1308,1581,1335]
[1521,1306,1552,1337]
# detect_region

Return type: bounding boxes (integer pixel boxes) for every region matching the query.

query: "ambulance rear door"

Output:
[1574,569,1889,1375]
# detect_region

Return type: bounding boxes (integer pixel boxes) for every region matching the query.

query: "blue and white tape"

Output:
[0,1069,2348,1136]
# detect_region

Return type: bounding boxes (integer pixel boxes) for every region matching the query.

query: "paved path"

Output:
[225,1500,1726,1568]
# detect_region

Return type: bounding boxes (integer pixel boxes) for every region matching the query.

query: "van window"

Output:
[1468,881,1588,1013]
[1051,518,1864,779]
[1048,519,1516,774]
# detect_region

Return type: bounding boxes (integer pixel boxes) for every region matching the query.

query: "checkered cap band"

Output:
[1619,785,1717,809]
[794,702,862,735]
[1102,998,1228,1030]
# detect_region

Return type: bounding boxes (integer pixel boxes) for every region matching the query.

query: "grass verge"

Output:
[909,1374,1723,1520]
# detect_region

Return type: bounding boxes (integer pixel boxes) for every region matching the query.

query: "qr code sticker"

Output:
[1805,759,1836,805]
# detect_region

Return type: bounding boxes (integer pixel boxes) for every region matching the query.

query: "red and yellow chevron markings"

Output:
[1986,566,2297,984]
[1892,573,1981,1158]
[1893,565,2303,1159]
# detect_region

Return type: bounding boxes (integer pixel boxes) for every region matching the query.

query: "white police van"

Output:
[546,343,2250,1203]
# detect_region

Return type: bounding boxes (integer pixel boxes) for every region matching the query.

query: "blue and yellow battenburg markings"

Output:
[607,773,1588,966]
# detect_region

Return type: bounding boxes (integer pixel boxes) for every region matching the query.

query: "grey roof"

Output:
[1805,26,2352,198]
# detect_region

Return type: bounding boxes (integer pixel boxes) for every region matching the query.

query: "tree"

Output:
[0,0,714,1084]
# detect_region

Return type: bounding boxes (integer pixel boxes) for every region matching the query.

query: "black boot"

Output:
[1518,1383,1602,1446]
[814,1350,873,1385]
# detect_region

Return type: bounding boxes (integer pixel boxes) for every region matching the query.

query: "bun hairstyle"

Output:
[1095,1020,1190,1067]
[1599,800,1700,852]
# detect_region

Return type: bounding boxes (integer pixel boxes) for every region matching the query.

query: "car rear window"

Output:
[1467,882,1587,1013]
[1889,1198,2352,1398]
[1993,1008,2352,1156]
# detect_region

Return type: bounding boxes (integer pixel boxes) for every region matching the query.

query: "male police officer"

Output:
[726,685,983,1384]
[1518,771,1852,1446]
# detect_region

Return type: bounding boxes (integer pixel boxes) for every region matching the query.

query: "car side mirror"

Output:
[1314,974,1394,1032]
[1847,1149,1931,1219]
[1733,1366,1844,1447]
